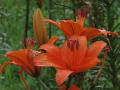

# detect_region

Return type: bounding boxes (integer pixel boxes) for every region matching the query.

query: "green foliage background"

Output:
[0,0,120,90]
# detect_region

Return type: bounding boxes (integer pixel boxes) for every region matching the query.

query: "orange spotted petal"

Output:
[5,50,35,76]
[86,41,106,57]
[45,36,59,45]
[75,36,87,64]
[59,85,66,90]
[39,37,59,51]
[61,36,87,65]
[60,39,74,66]
[83,28,102,40]
[39,43,66,68]
[72,57,100,72]
[34,53,55,67]
[6,50,34,70]
[46,47,67,69]
[56,69,73,85]
[60,20,74,38]
[72,22,85,35]
[40,43,59,53]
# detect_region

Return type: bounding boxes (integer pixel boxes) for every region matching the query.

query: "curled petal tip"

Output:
[99,29,118,37]
[47,37,59,45]
[109,32,118,36]
[5,51,11,57]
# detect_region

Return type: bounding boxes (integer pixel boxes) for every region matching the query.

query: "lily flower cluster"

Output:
[0,8,118,90]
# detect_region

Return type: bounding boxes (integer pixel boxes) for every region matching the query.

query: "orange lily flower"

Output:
[0,39,41,77]
[44,8,118,40]
[0,39,42,90]
[59,85,80,90]
[34,36,106,85]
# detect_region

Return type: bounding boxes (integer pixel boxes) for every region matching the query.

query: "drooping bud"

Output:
[33,8,47,48]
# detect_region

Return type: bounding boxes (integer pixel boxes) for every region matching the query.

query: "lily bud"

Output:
[33,8,47,48]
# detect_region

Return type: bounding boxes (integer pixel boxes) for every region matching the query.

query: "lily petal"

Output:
[108,32,118,36]
[0,62,13,73]
[59,85,80,90]
[34,53,55,67]
[44,19,61,29]
[45,37,59,45]
[72,57,100,72]
[69,85,80,90]
[40,43,66,68]
[5,50,35,76]
[99,30,118,37]
[61,36,87,65]
[6,50,34,71]
[76,36,87,64]
[0,61,33,76]
[56,69,73,85]
[61,20,74,38]
[86,41,106,57]
[72,22,85,35]
[39,37,59,51]
[83,28,102,40]
[59,85,66,90]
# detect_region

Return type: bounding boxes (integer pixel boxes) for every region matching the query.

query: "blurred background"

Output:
[0,0,120,90]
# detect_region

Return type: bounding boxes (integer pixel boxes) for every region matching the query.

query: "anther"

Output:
[67,40,71,49]
[76,40,79,50]
[75,8,78,17]
[79,8,88,17]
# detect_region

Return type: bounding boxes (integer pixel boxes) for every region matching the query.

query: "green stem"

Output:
[36,78,50,90]
[66,75,72,90]
[24,0,30,47]
[48,0,53,39]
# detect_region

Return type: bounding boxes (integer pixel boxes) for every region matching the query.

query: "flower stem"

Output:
[36,78,50,90]
[66,75,72,90]
[24,0,30,47]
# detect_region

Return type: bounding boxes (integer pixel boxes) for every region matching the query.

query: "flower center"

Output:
[67,40,79,51]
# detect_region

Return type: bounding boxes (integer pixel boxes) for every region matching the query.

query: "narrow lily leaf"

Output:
[33,8,47,47]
